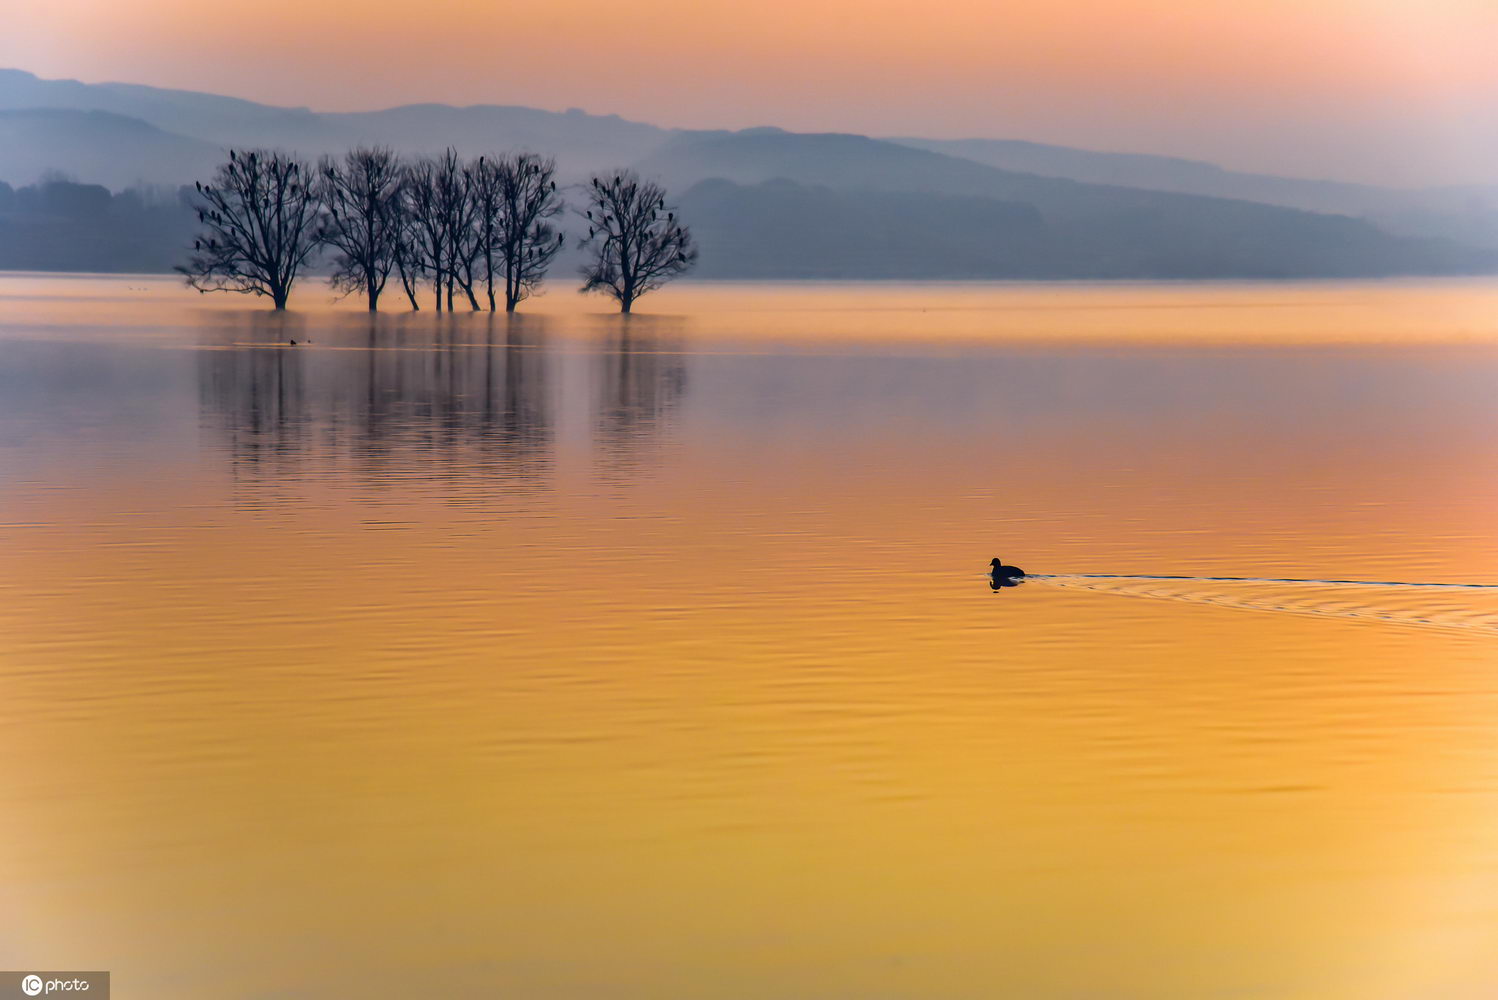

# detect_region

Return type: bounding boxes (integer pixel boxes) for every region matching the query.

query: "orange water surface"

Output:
[1,275,1497,999]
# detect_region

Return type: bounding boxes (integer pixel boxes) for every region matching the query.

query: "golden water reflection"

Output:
[1,278,1497,999]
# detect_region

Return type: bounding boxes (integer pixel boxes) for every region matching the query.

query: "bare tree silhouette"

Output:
[578,170,695,313]
[471,153,565,313]
[178,149,321,310]
[402,151,487,312]
[436,150,482,312]
[389,175,424,311]
[404,156,448,312]
[470,157,506,312]
[318,147,403,311]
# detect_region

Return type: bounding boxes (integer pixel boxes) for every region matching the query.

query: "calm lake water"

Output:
[2,274,1498,999]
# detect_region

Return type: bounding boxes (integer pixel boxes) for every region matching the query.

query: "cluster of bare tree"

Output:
[178,147,695,313]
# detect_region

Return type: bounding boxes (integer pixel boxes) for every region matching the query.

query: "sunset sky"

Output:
[6,0,1497,186]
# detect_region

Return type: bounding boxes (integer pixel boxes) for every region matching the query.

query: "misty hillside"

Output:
[0,67,325,146]
[0,69,675,183]
[893,136,1498,250]
[644,129,1483,227]
[679,178,1491,280]
[892,136,1401,212]
[321,106,668,178]
[645,131,1493,276]
[0,109,222,189]
[680,179,1048,278]
[0,178,194,271]
[0,67,1493,280]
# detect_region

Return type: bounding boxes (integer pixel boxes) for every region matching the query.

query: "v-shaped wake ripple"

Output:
[1027,574,1498,635]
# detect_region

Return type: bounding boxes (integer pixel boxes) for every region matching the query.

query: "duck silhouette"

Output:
[990,557,1025,590]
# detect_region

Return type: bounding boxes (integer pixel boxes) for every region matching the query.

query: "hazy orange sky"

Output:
[7,0,1497,185]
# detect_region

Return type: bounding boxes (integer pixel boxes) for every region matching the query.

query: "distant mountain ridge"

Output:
[0,69,675,184]
[0,108,221,190]
[893,136,1498,250]
[0,67,1493,280]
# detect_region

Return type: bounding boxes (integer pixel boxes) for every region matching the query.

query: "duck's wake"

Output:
[1026,574,1498,635]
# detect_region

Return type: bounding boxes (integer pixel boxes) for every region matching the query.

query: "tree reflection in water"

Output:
[591,316,687,481]
[196,313,556,503]
[196,311,695,503]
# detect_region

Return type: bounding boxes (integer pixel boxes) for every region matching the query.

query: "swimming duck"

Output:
[990,557,1025,585]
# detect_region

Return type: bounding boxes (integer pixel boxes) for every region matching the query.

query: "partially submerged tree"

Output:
[318,147,403,311]
[178,149,321,310]
[578,170,695,313]
[474,152,565,312]
[404,156,449,312]
[406,150,482,312]
[470,156,506,312]
[389,174,424,311]
[436,149,481,312]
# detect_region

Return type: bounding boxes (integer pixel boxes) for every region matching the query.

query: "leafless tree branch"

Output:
[577,170,695,314]
[177,149,322,310]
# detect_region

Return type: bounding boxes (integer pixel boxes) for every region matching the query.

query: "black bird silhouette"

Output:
[990,557,1025,590]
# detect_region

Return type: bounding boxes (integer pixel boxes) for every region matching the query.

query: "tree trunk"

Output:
[367,286,378,312]
[397,260,419,311]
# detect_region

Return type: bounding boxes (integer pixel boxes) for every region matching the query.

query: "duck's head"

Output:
[990,557,1002,568]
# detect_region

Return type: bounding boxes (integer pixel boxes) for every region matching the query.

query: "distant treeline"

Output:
[178,147,695,312]
[0,178,196,272]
